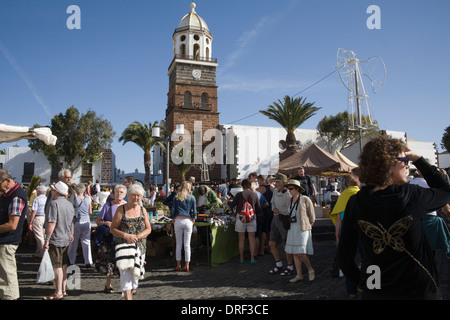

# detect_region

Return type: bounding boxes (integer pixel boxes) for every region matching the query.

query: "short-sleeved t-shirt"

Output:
[46,196,74,247]
[32,194,47,216]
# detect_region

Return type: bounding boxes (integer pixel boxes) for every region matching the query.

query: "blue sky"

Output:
[1,0,449,173]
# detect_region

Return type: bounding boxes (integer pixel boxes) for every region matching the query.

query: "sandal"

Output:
[269,266,283,274]
[174,266,182,271]
[43,293,64,300]
[182,267,190,272]
[103,286,115,294]
[280,268,294,276]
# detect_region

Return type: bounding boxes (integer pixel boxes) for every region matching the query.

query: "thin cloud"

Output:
[219,15,272,73]
[219,0,300,74]
[0,40,52,118]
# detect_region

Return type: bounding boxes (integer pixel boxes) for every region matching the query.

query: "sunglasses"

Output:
[396,157,410,166]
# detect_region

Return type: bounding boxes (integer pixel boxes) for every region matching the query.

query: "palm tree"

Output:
[172,147,195,182]
[260,95,320,150]
[118,121,167,189]
[26,175,44,200]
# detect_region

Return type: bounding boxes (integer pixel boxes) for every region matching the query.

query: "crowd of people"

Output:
[1,135,450,300]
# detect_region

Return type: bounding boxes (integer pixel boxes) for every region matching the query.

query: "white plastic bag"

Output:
[36,250,54,284]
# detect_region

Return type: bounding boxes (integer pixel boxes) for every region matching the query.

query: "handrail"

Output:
[173,54,217,63]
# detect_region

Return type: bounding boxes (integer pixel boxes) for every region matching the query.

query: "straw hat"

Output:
[51,181,69,196]
[283,179,305,193]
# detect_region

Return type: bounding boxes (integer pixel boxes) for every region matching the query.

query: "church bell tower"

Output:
[165,2,220,183]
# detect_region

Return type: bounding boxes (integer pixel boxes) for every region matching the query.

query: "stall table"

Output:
[92,211,244,267]
[149,217,243,267]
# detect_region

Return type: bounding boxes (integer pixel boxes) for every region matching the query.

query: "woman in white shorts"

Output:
[230,179,261,264]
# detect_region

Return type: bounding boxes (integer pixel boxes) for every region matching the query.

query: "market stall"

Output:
[149,214,242,267]
[276,143,343,176]
[91,205,247,267]
[275,143,358,218]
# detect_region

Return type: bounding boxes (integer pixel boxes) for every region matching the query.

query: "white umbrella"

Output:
[0,124,57,146]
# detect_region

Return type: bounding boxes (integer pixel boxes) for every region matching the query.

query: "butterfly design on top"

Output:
[358,214,442,299]
[358,215,413,254]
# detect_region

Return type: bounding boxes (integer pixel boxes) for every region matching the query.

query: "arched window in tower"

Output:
[206,47,210,60]
[184,91,192,107]
[201,93,209,109]
[180,44,186,57]
[193,44,200,60]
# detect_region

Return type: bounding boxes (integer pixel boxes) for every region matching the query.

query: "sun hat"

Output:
[269,173,287,182]
[51,181,69,196]
[283,179,305,193]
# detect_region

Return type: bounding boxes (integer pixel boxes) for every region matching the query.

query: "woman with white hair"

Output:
[111,184,151,300]
[67,183,93,267]
[29,185,48,259]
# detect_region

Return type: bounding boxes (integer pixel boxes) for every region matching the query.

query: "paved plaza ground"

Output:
[13,218,450,315]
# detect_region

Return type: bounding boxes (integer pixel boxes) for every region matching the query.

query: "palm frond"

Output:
[259,95,321,133]
[27,175,43,200]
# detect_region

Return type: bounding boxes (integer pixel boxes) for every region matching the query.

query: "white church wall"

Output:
[222,124,323,179]
[1,146,114,185]
[438,152,450,169]
[223,125,438,179]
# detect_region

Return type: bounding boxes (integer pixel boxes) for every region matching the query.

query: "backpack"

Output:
[239,201,255,223]
[91,184,98,195]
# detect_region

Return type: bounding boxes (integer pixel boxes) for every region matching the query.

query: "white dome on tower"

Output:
[177,2,210,32]
[172,1,214,61]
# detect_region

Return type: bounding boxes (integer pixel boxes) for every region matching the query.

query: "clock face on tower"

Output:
[192,69,201,79]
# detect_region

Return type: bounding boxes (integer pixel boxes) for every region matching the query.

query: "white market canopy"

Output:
[332,150,358,172]
[0,124,57,146]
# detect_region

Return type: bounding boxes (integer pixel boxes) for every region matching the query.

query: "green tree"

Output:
[118,121,167,189]
[317,111,379,152]
[29,106,115,171]
[442,125,450,152]
[260,95,320,150]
